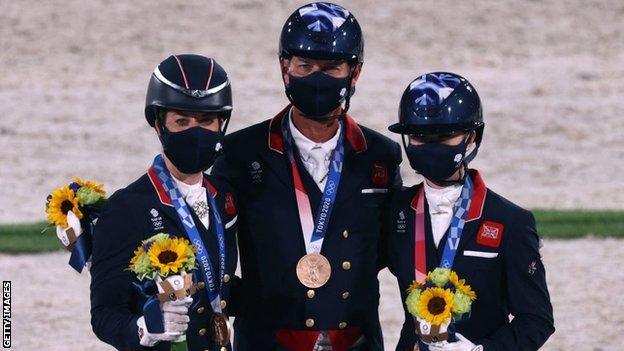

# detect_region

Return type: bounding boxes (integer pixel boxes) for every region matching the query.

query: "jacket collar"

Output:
[410,169,487,222]
[268,104,367,154]
[147,166,217,207]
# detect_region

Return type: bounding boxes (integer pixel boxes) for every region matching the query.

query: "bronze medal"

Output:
[296,253,331,288]
[211,312,230,347]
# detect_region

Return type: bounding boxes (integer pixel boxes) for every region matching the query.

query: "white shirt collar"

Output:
[170,174,203,199]
[288,111,341,161]
[424,181,463,213]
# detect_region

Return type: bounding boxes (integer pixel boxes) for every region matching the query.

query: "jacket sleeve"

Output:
[477,211,555,351]
[89,192,158,351]
[390,140,403,190]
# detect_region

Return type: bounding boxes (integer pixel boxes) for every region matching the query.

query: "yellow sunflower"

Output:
[449,271,477,301]
[147,237,192,276]
[129,246,145,267]
[416,287,454,325]
[407,280,423,294]
[72,177,106,196]
[46,186,84,227]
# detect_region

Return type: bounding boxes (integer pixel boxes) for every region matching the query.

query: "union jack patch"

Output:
[224,192,237,216]
[477,220,504,248]
[371,162,388,187]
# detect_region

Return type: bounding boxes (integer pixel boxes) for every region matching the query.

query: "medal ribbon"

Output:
[151,154,226,313]
[281,110,345,254]
[413,175,473,282]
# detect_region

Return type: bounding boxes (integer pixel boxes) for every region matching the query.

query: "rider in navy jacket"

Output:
[384,72,554,351]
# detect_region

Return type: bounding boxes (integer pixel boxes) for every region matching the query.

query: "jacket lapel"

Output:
[260,105,295,190]
[262,105,369,195]
[456,170,488,254]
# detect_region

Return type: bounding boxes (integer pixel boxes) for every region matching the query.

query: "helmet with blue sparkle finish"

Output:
[389,72,484,146]
[279,2,364,64]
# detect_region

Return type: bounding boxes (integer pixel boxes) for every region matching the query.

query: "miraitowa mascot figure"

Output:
[384,72,555,351]
[90,54,239,351]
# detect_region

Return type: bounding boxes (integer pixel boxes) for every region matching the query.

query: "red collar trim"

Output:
[268,105,368,154]
[202,176,218,198]
[410,184,423,211]
[147,167,173,207]
[409,169,487,221]
[147,167,218,207]
[466,169,487,222]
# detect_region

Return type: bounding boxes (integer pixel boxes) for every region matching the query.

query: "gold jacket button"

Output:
[305,318,315,328]
[197,282,206,289]
[196,306,205,314]
[220,300,227,309]
[339,322,347,329]
[342,230,349,238]
[307,289,315,299]
[342,261,351,270]
[220,347,228,351]
[341,291,350,299]
[223,274,231,283]
[198,328,207,336]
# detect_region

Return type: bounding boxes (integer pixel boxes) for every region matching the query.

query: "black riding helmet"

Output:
[145,54,233,132]
[279,2,364,64]
[389,72,484,147]
[279,2,363,115]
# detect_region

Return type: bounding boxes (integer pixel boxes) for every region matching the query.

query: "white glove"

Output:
[55,210,83,248]
[427,333,483,351]
[136,296,193,347]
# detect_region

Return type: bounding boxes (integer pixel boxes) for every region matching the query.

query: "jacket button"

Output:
[342,261,351,270]
[197,306,205,314]
[341,291,350,299]
[305,318,315,328]
[223,274,231,283]
[220,348,227,351]
[342,230,349,238]
[339,322,347,329]
[220,300,227,309]
[197,282,206,289]
[307,289,315,299]
[198,328,207,336]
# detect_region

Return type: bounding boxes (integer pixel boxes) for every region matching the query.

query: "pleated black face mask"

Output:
[405,139,468,184]
[285,71,350,120]
[159,126,223,174]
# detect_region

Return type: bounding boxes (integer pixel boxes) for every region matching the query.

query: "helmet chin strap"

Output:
[341,69,355,117]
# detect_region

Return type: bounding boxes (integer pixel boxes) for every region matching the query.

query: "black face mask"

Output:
[159,126,223,174]
[285,71,351,120]
[405,138,468,184]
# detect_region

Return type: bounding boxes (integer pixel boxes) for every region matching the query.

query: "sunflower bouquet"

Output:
[405,268,477,345]
[129,233,198,351]
[45,177,106,272]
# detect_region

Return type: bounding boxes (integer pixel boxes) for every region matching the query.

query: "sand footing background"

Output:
[1,0,623,349]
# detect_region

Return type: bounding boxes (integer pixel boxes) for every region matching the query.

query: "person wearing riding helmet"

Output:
[383,72,554,351]
[90,54,240,351]
[211,2,402,350]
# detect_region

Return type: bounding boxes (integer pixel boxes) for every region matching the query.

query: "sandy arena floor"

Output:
[1,0,623,350]
[1,0,623,223]
[2,238,623,350]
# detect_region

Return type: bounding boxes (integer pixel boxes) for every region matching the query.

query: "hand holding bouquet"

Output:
[129,233,198,351]
[405,268,476,346]
[45,177,106,272]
